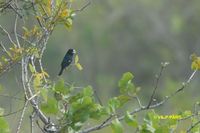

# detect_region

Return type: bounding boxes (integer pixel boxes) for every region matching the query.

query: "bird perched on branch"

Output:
[58,49,76,76]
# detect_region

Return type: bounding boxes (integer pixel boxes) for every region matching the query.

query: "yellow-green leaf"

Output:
[41,98,58,114]
[111,119,123,133]
[125,111,138,127]
[0,108,4,116]
[190,53,200,70]
[42,70,49,78]
[5,51,12,58]
[0,117,10,133]
[33,74,42,92]
[75,55,79,64]
[29,64,35,73]
[76,63,83,71]
[41,88,48,102]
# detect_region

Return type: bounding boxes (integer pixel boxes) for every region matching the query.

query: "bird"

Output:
[58,49,76,76]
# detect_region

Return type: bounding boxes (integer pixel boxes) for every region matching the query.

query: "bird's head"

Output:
[67,49,76,55]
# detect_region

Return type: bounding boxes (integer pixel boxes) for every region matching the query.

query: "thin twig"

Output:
[133,96,144,108]
[36,120,46,133]
[147,64,165,108]
[187,120,200,133]
[17,33,35,46]
[79,70,197,133]
[16,100,29,133]
[98,115,114,129]
[0,25,16,46]
[0,57,21,77]
[0,42,7,52]
[94,90,103,105]
[73,1,91,13]
[9,4,23,18]
[30,111,36,133]
[38,45,47,83]
[14,14,20,47]
[0,106,24,117]
[0,0,13,12]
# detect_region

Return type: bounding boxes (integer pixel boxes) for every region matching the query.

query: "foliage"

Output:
[190,53,200,70]
[29,70,141,132]
[0,108,9,133]
[0,0,200,133]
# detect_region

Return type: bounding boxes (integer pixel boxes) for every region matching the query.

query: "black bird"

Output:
[58,49,76,76]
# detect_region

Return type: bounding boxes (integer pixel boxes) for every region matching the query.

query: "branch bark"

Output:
[79,70,197,133]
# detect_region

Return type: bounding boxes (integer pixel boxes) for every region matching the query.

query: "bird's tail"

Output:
[58,68,63,76]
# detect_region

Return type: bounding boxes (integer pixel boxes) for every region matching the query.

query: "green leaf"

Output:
[0,117,10,133]
[118,72,135,94]
[75,55,79,64]
[67,127,76,133]
[74,122,84,130]
[56,0,62,7]
[190,53,200,70]
[111,119,123,133]
[54,92,63,101]
[76,63,83,71]
[82,96,93,106]
[117,95,131,106]
[74,55,83,70]
[108,97,121,113]
[22,26,28,32]
[0,108,4,116]
[89,104,106,119]
[40,88,48,102]
[155,125,169,133]
[64,18,73,30]
[141,111,161,133]
[54,79,70,95]
[125,111,138,127]
[83,86,93,96]
[180,110,191,118]
[71,96,93,114]
[5,51,12,58]
[144,111,159,128]
[33,74,42,92]
[141,123,155,133]
[118,72,134,88]
[41,98,58,114]
[29,64,35,73]
[1,56,8,64]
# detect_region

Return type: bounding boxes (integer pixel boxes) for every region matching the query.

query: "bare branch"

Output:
[133,96,144,108]
[14,14,20,47]
[0,0,13,12]
[17,33,36,46]
[9,3,23,18]
[97,115,114,130]
[79,70,197,133]
[0,25,16,46]
[146,63,166,108]
[0,106,24,117]
[187,120,200,133]
[30,111,36,133]
[73,1,91,13]
[16,100,29,133]
[0,42,8,53]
